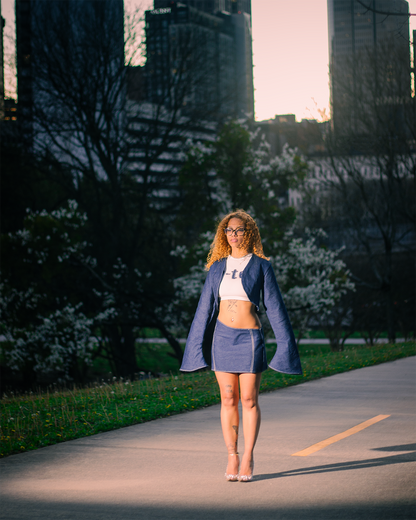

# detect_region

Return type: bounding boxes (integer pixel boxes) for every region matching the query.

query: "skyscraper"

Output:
[145,0,254,119]
[1,16,5,120]
[16,0,124,147]
[16,0,33,142]
[153,0,251,16]
[327,0,411,132]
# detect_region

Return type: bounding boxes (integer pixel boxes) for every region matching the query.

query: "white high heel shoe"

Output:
[225,453,239,481]
[238,459,254,482]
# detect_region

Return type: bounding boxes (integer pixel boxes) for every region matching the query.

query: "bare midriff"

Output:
[218,300,261,329]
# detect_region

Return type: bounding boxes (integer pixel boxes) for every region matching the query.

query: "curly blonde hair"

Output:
[205,210,269,270]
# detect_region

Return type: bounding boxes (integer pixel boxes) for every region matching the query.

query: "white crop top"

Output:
[219,254,252,302]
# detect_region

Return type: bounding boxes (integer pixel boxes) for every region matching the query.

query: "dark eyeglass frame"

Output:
[224,227,245,237]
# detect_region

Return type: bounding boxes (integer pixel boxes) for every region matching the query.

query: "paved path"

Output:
[1,357,415,520]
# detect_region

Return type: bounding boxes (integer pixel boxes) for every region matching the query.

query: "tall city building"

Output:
[327,0,411,132]
[16,0,33,141]
[145,0,254,119]
[154,0,251,15]
[2,15,19,145]
[1,16,5,120]
[16,0,124,147]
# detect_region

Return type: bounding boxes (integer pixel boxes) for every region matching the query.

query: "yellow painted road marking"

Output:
[292,415,391,456]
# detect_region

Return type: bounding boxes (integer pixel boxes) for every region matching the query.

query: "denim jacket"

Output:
[180,254,302,375]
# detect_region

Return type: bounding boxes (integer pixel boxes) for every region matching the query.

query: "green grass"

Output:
[135,341,184,375]
[1,341,414,458]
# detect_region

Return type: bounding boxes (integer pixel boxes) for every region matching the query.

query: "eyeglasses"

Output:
[224,227,245,237]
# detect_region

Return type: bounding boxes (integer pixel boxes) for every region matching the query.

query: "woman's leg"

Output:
[239,372,262,476]
[215,371,240,476]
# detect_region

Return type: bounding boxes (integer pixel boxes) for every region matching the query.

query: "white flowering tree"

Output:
[1,199,185,383]
[175,121,308,250]
[270,228,355,350]
[3,304,96,384]
[166,232,214,337]
[0,201,106,384]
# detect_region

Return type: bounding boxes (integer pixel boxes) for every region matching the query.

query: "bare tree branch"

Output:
[355,0,415,17]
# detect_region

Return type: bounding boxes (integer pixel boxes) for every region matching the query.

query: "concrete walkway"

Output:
[1,357,415,520]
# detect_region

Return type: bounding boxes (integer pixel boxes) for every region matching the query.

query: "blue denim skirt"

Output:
[211,320,268,374]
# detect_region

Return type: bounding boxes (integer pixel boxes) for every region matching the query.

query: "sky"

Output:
[2,0,416,122]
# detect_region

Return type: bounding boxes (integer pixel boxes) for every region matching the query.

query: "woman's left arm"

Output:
[263,263,303,375]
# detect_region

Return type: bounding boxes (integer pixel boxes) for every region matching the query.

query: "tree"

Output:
[298,38,415,342]
[270,228,355,350]
[175,121,308,250]
[0,143,72,234]
[0,202,102,384]
[13,0,235,377]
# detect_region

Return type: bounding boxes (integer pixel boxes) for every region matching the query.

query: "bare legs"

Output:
[215,371,262,478]
[239,373,262,476]
[216,372,240,477]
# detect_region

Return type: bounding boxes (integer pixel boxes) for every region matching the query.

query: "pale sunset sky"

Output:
[2,0,415,122]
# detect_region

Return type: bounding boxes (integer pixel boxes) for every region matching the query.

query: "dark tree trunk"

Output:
[330,337,343,352]
[385,287,396,344]
[22,362,38,391]
[159,324,183,365]
[383,246,396,344]
[108,324,139,378]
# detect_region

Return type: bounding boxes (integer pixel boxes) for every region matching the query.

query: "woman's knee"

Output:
[240,394,258,410]
[221,393,239,408]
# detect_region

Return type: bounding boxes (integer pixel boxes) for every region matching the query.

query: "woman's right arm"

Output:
[180,268,215,372]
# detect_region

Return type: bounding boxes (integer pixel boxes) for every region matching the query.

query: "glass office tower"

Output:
[327,0,410,132]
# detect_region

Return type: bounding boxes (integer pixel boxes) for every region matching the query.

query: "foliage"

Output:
[4,304,96,384]
[1,341,414,458]
[0,198,183,383]
[176,121,308,251]
[20,2,236,375]
[0,144,72,234]
[298,37,416,342]
[1,200,92,325]
[0,201,102,383]
[270,228,355,345]
[167,232,214,335]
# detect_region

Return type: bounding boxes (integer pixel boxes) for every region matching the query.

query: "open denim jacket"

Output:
[180,254,302,375]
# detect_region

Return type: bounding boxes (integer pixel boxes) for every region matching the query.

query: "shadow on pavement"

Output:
[256,445,416,482]
[0,500,415,520]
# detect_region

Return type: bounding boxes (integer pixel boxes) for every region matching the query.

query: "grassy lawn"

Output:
[1,341,414,458]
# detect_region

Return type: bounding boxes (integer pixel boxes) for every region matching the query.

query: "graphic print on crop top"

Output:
[219,254,252,302]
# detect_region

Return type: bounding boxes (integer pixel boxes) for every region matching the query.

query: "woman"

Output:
[180,210,302,482]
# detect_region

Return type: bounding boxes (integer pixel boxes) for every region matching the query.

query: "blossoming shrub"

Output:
[5,304,96,384]
[270,228,355,342]
[1,201,98,383]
